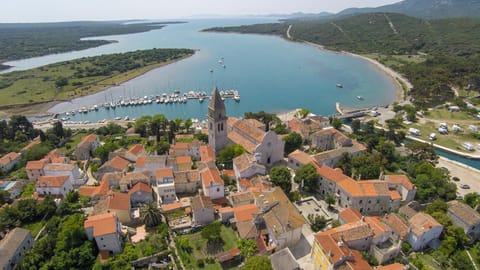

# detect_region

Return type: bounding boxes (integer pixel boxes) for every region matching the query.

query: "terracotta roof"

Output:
[50,157,67,164]
[245,119,265,129]
[191,195,213,212]
[222,169,235,178]
[315,164,352,184]
[104,156,130,171]
[410,212,442,237]
[385,175,415,190]
[125,127,135,134]
[227,131,257,153]
[448,200,480,226]
[129,182,152,194]
[399,205,418,219]
[174,170,200,184]
[239,178,251,189]
[376,263,407,270]
[162,201,183,212]
[312,143,367,163]
[227,117,239,127]
[200,145,215,162]
[26,159,48,170]
[233,153,264,173]
[339,208,362,223]
[314,234,353,268]
[232,119,266,143]
[233,204,260,222]
[176,155,192,164]
[37,175,69,188]
[0,152,20,166]
[288,149,312,164]
[358,180,390,197]
[155,168,174,179]
[346,249,374,270]
[383,213,409,239]
[79,179,109,197]
[230,191,254,204]
[83,134,98,143]
[101,172,123,183]
[236,221,258,239]
[84,212,118,237]
[364,216,391,238]
[253,187,305,237]
[44,163,75,171]
[327,221,374,242]
[120,171,151,186]
[389,190,402,200]
[128,144,145,156]
[107,191,131,210]
[201,167,224,187]
[135,156,147,167]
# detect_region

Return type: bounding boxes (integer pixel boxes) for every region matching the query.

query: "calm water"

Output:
[4,18,396,121]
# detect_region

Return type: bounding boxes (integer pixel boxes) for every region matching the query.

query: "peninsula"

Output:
[0,48,194,116]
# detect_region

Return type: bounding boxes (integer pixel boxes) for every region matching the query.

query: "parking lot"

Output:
[437,157,480,197]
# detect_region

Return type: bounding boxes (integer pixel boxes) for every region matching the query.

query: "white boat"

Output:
[199,97,204,103]
[356,96,364,100]
[114,117,122,120]
[209,69,213,73]
[124,116,129,121]
[222,65,226,68]
[234,95,240,102]
[336,83,343,88]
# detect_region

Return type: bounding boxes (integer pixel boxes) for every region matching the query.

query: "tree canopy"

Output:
[269,166,292,194]
[217,144,246,169]
[294,164,319,193]
[283,132,302,155]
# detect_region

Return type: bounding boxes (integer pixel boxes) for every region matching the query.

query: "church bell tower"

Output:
[208,86,228,152]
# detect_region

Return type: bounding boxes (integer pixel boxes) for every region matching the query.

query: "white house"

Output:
[36,175,73,198]
[155,168,176,204]
[201,167,224,199]
[43,163,85,186]
[407,212,443,251]
[232,153,266,180]
[84,212,123,255]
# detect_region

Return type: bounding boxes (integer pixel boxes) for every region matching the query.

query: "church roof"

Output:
[208,86,225,114]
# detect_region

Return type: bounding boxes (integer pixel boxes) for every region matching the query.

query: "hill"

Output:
[338,0,480,19]
[205,13,480,107]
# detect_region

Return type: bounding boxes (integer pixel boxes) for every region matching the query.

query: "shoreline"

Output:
[0,52,195,118]
[300,40,411,103]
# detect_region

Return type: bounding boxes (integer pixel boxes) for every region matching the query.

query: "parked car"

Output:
[457,195,464,200]
[460,183,470,189]
[452,176,460,182]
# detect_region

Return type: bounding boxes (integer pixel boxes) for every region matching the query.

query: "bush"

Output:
[196,259,205,268]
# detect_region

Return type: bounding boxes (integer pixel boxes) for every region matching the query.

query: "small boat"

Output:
[114,116,122,120]
[356,95,364,100]
[336,83,343,88]
[124,116,129,121]
[222,65,226,68]
[234,95,240,102]
[199,97,204,103]
[209,69,213,73]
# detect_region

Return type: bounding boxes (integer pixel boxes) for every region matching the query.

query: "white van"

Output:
[462,142,474,151]
[408,128,421,136]
[429,133,436,140]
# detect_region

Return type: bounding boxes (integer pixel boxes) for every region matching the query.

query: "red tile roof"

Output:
[339,208,362,223]
[83,134,99,142]
[376,263,407,270]
[84,212,118,237]
[0,152,20,166]
[288,149,312,165]
[385,175,415,190]
[201,167,224,187]
[222,169,235,178]
[129,182,152,194]
[176,155,192,164]
[200,145,215,162]
[233,204,259,222]
[107,191,130,210]
[79,180,109,197]
[162,201,183,212]
[364,216,391,238]
[37,175,69,188]
[155,168,174,178]
[128,144,144,156]
[135,156,146,167]
[26,159,48,170]
[107,156,130,171]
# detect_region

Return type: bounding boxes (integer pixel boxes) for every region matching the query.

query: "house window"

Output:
[359,200,363,204]
[221,123,224,131]
[209,123,212,130]
[267,142,271,147]
[347,197,350,201]
[368,200,371,204]
[217,188,220,192]
[267,157,271,164]
[376,199,380,204]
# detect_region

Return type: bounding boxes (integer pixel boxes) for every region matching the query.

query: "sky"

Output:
[0,0,401,23]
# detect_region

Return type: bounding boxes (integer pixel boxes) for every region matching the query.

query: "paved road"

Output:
[437,157,480,196]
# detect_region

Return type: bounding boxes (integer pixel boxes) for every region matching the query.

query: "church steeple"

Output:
[207,86,228,152]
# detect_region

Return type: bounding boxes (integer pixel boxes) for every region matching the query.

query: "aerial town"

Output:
[0,85,478,270]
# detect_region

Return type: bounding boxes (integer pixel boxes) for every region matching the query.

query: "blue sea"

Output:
[3,18,396,121]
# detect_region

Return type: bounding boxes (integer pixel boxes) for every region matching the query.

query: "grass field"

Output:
[177,225,240,270]
[23,220,45,237]
[0,49,193,107]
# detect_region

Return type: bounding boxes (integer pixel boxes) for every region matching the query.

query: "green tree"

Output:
[55,77,68,88]
[336,152,352,176]
[140,202,163,228]
[308,214,327,232]
[269,166,292,194]
[93,141,118,163]
[294,164,319,192]
[184,118,193,133]
[283,132,302,155]
[200,221,222,244]
[237,239,258,258]
[217,144,245,169]
[405,141,438,163]
[351,152,385,179]
[243,255,272,270]
[325,193,336,208]
[296,108,310,118]
[331,117,343,129]
[351,119,361,135]
[463,193,479,208]
[0,190,10,204]
[244,111,280,131]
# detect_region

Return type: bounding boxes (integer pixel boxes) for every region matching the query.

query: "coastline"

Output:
[301,40,411,103]
[0,52,195,118]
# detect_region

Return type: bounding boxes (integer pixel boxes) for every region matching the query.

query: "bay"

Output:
[5,18,397,121]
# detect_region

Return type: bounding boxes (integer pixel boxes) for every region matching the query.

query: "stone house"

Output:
[232,153,266,181]
[0,152,20,173]
[25,159,48,182]
[447,200,480,243]
[407,212,443,251]
[129,182,153,207]
[84,213,123,255]
[173,170,201,194]
[75,134,100,160]
[201,167,224,199]
[43,163,85,186]
[0,228,34,270]
[191,195,214,226]
[97,156,130,180]
[36,175,73,198]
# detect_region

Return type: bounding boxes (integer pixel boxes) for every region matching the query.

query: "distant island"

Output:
[0,48,194,116]
[0,21,184,65]
[205,13,480,108]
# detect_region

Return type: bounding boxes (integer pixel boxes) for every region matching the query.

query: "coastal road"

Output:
[286,25,292,39]
[437,157,480,196]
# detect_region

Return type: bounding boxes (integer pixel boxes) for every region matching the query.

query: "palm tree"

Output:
[140,202,163,228]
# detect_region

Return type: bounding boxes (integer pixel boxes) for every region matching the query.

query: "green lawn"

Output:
[59,131,88,154]
[409,253,454,270]
[23,220,45,237]
[177,225,240,270]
